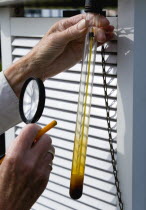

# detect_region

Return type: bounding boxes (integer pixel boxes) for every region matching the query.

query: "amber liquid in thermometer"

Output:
[70,26,97,199]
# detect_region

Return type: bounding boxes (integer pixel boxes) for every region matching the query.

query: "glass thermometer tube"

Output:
[70,13,98,200]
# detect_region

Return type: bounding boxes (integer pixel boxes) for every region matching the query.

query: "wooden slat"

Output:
[12,37,40,47]
[42,181,117,210]
[12,38,117,53]
[11,18,62,37]
[11,17,117,37]
[51,72,117,85]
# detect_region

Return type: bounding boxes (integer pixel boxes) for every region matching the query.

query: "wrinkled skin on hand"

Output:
[4,14,114,97]
[0,124,55,210]
[25,14,114,80]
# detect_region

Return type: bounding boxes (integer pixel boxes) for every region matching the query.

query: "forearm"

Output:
[4,55,34,98]
[4,48,54,98]
[3,14,113,99]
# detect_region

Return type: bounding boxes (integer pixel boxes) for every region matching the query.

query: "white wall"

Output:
[118,0,146,209]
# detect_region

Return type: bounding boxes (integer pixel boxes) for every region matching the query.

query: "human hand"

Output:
[27,13,114,79]
[0,124,54,210]
[4,14,114,97]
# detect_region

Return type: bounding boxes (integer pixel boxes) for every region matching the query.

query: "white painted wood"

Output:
[10,17,117,37]
[117,0,145,209]
[12,37,117,53]
[0,8,13,70]
[44,181,117,210]
[0,8,15,150]
[12,47,117,64]
[118,0,146,210]
[133,2,146,209]
[12,47,31,56]
[11,18,62,37]
[12,37,40,47]
[44,79,117,97]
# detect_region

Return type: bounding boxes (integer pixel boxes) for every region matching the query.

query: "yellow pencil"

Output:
[0,120,57,165]
[35,120,57,141]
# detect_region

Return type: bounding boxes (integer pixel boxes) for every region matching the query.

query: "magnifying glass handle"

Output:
[35,120,57,142]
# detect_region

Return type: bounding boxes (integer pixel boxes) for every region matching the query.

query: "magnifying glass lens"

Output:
[19,78,45,124]
[23,80,39,121]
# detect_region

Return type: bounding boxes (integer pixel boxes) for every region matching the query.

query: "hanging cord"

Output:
[101,45,124,210]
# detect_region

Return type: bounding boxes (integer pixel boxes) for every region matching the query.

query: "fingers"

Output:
[48,13,114,46]
[65,13,110,28]
[102,25,115,32]
[98,14,110,27]
[50,19,87,45]
[52,16,113,44]
[66,13,109,28]
[87,13,109,28]
[50,14,86,32]
[64,18,88,41]
[50,13,110,33]
[32,134,54,160]
[0,126,55,209]
[7,124,41,156]
[94,24,114,43]
[64,14,86,28]
[47,146,55,160]
[43,146,55,171]
[7,124,55,165]
[105,32,115,41]
[95,28,106,43]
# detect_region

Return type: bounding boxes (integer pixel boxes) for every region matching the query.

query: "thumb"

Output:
[7,124,41,156]
[59,19,88,43]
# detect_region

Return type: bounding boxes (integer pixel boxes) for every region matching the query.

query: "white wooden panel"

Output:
[50,172,116,195]
[0,8,15,149]
[13,57,22,63]
[45,89,117,108]
[70,63,117,75]
[11,17,117,38]
[12,47,117,64]
[43,98,116,119]
[52,72,117,86]
[12,37,40,47]
[12,38,117,53]
[12,47,31,56]
[33,195,65,210]
[117,0,146,209]
[44,79,117,97]
[11,18,62,37]
[43,182,117,210]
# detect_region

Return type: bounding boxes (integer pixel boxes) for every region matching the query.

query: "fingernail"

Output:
[77,19,86,30]
[97,29,106,43]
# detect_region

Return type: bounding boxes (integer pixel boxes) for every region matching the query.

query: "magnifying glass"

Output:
[19,77,45,124]
[0,77,58,165]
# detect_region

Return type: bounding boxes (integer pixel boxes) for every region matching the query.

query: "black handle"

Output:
[85,0,103,14]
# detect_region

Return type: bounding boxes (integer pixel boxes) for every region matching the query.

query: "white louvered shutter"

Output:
[11,15,118,210]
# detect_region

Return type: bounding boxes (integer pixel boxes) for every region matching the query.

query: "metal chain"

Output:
[101,45,124,210]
